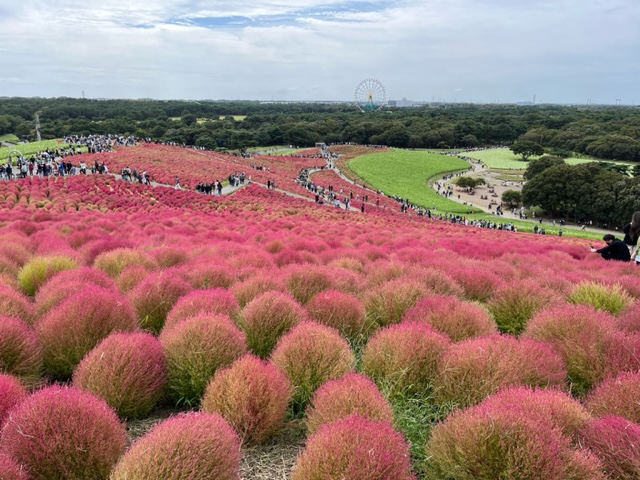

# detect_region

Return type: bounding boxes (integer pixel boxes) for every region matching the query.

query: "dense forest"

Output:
[1,97,640,161]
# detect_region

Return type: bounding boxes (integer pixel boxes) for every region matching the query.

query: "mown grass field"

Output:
[0,140,66,162]
[348,149,479,214]
[0,133,20,143]
[462,148,593,169]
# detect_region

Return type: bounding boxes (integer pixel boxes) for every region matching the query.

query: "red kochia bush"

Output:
[271,321,355,413]
[72,332,166,419]
[0,385,126,480]
[618,301,640,333]
[403,294,497,341]
[586,371,640,423]
[425,402,603,480]
[305,289,367,340]
[523,303,618,395]
[365,278,427,328]
[163,288,240,332]
[115,264,148,292]
[0,453,28,480]
[292,415,415,480]
[305,372,394,435]
[578,415,640,479]
[448,263,505,302]
[0,315,42,385]
[110,412,241,480]
[284,264,335,304]
[230,274,285,308]
[240,291,307,358]
[434,334,566,407]
[36,285,138,380]
[128,269,192,333]
[361,321,450,395]
[201,354,292,445]
[160,313,247,406]
[0,285,34,324]
[0,373,27,426]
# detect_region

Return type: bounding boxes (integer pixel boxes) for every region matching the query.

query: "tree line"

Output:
[1,98,640,161]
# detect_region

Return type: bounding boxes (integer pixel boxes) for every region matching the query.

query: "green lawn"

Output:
[461,148,593,169]
[0,140,67,163]
[0,134,20,143]
[348,149,479,214]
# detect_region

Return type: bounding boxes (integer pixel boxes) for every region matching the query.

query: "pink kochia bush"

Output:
[0,285,34,324]
[160,313,247,406]
[110,412,241,480]
[585,371,640,424]
[0,453,28,480]
[36,285,138,380]
[230,274,284,308]
[292,415,416,480]
[0,373,27,426]
[271,321,355,413]
[305,289,367,340]
[239,291,307,358]
[128,269,192,333]
[361,321,450,395]
[365,278,427,328]
[434,334,567,407]
[403,294,497,341]
[72,332,166,419]
[617,301,640,333]
[284,264,335,304]
[0,385,126,480]
[523,303,620,395]
[0,315,42,385]
[305,372,394,435]
[577,415,640,480]
[201,354,292,445]
[163,287,240,332]
[425,400,604,480]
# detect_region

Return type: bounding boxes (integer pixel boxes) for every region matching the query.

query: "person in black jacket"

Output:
[591,234,631,261]
[623,211,640,263]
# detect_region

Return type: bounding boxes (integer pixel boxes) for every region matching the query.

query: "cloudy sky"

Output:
[0,0,638,104]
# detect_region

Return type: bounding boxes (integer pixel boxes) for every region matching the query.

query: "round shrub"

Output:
[568,280,633,315]
[365,278,427,328]
[185,262,235,289]
[163,288,240,332]
[93,247,155,277]
[361,321,450,395]
[17,255,78,296]
[411,267,466,298]
[617,301,640,333]
[36,285,138,380]
[578,415,640,479]
[523,303,618,395]
[425,402,604,480]
[201,354,292,445]
[72,331,166,419]
[110,412,241,480]
[448,263,505,302]
[271,321,355,413]
[0,453,28,480]
[160,313,247,406]
[239,291,307,358]
[128,269,192,333]
[586,371,640,423]
[149,247,189,268]
[292,415,415,480]
[284,265,335,304]
[0,285,34,324]
[403,294,497,341]
[231,274,284,308]
[434,334,566,407]
[34,266,115,316]
[305,372,393,435]
[115,264,148,292]
[480,386,591,438]
[0,315,41,385]
[0,385,126,480]
[0,373,27,426]
[487,280,560,335]
[305,289,367,340]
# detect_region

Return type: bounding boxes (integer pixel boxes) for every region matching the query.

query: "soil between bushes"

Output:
[126,409,305,480]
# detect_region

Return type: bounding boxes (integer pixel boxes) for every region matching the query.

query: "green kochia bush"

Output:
[271,321,355,414]
[201,354,292,445]
[36,285,138,380]
[110,412,241,480]
[0,385,126,480]
[568,281,633,315]
[72,331,166,419]
[305,372,394,435]
[17,255,78,297]
[160,313,247,406]
[292,415,416,480]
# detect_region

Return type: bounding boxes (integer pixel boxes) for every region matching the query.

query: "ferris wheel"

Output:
[354,78,387,112]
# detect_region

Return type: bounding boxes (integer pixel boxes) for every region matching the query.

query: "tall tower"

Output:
[34,113,41,142]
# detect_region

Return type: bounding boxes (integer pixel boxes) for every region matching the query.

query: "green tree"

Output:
[501,190,522,207]
[510,141,544,161]
[523,155,565,180]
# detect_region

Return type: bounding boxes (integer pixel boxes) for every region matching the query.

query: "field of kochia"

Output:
[0,143,639,479]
